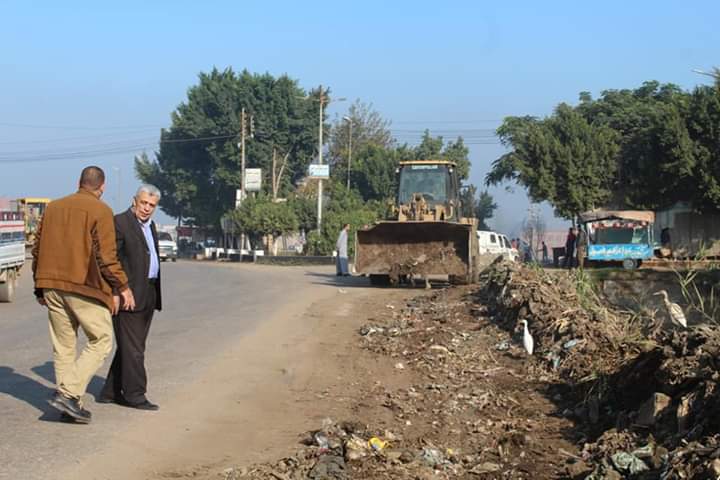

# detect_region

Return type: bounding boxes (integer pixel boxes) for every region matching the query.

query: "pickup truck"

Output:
[0,211,25,302]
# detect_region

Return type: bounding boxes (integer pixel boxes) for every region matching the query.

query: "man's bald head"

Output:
[79,166,106,191]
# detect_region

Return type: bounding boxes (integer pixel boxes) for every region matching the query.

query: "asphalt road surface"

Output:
[0,260,356,479]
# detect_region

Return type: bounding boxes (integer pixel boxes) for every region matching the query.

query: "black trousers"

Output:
[101,283,155,405]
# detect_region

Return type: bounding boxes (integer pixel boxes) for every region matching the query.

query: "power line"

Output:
[0,121,163,130]
[0,133,240,163]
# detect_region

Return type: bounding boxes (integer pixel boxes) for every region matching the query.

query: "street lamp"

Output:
[342,116,353,190]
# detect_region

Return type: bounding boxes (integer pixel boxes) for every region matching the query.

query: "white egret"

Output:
[653,290,687,329]
[521,319,534,355]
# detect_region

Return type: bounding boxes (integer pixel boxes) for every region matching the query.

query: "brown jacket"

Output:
[32,188,129,310]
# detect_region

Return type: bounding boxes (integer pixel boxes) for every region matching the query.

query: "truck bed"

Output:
[0,242,26,269]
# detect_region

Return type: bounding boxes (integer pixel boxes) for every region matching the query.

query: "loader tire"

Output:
[369,274,391,287]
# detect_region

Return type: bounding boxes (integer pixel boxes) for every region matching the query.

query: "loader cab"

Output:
[397,162,460,222]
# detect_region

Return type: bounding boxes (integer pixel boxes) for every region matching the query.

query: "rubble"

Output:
[225,259,720,479]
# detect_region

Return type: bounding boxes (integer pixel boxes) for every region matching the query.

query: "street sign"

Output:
[308,164,329,179]
[245,168,262,191]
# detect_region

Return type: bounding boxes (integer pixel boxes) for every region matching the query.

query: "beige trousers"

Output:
[44,289,113,399]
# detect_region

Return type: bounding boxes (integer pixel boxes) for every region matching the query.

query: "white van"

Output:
[477,231,519,262]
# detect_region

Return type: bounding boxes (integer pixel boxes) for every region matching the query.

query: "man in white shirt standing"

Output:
[335,223,350,276]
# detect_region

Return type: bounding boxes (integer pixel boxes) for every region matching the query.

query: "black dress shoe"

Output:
[96,395,117,404]
[125,399,159,411]
[48,391,92,423]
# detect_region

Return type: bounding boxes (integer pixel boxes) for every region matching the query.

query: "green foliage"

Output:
[350,144,399,202]
[489,105,619,219]
[286,194,316,232]
[475,190,498,230]
[328,100,394,181]
[229,195,298,241]
[459,184,497,230]
[305,183,384,256]
[487,79,720,216]
[135,68,321,228]
[405,130,471,181]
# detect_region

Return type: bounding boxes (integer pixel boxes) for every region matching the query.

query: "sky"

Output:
[1,0,718,236]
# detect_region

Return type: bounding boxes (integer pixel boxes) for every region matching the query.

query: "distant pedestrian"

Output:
[336,223,350,276]
[542,241,548,263]
[660,227,671,249]
[564,227,576,269]
[32,166,135,423]
[576,227,588,269]
[99,185,163,411]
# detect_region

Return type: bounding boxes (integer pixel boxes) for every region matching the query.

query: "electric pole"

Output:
[238,107,254,250]
[240,108,247,202]
[343,116,353,190]
[317,86,325,233]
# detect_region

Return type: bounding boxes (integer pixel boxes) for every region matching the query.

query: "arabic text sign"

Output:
[244,168,262,191]
[308,164,329,179]
[588,244,653,261]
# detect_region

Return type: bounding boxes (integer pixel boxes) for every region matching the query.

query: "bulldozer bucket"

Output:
[355,221,473,280]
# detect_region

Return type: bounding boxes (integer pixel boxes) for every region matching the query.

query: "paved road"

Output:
[0,260,352,479]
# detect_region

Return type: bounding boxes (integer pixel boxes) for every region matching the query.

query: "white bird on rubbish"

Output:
[653,290,688,329]
[521,319,534,355]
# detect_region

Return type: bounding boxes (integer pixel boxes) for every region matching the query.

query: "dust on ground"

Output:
[156,261,720,480]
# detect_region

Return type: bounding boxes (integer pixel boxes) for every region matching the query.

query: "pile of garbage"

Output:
[476,259,643,384]
[221,259,720,479]
[476,260,720,478]
[575,326,720,479]
[222,418,511,479]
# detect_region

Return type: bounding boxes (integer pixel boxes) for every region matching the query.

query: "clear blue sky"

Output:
[1,0,718,235]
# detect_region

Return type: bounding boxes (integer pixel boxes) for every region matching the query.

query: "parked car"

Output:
[477,230,519,262]
[157,231,178,262]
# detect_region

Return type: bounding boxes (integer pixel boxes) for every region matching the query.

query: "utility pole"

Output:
[240,107,247,201]
[317,86,325,233]
[238,107,254,250]
[343,116,353,189]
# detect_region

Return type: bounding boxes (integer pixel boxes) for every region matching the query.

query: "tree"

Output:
[685,81,720,210]
[459,185,497,229]
[487,105,620,219]
[403,130,471,181]
[474,190,497,230]
[328,100,393,176]
[229,195,299,253]
[306,182,384,256]
[350,144,399,202]
[135,68,321,228]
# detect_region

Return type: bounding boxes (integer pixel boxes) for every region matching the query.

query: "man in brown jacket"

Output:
[33,166,135,423]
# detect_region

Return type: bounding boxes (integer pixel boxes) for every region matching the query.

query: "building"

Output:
[655,202,720,258]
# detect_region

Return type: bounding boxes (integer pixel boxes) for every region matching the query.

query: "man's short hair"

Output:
[136,184,162,200]
[79,166,105,190]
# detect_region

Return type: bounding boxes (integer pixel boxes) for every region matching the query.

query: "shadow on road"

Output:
[32,361,105,399]
[304,271,371,288]
[304,271,449,289]
[0,365,59,420]
[0,361,107,422]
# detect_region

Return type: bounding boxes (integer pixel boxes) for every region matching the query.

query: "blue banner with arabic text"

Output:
[588,244,653,261]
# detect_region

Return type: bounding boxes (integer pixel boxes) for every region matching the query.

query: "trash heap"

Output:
[476,259,643,384]
[476,260,720,479]
[222,259,720,479]
[222,417,512,479]
[577,327,720,479]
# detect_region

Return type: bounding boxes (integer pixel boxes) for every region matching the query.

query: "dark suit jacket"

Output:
[114,208,162,312]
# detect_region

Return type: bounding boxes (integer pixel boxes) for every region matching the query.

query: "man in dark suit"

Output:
[99,184,163,411]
